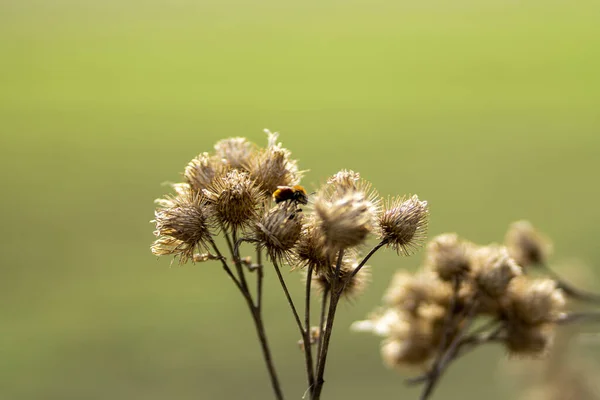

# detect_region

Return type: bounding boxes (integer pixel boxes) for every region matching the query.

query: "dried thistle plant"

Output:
[353,221,600,400]
[150,133,598,400]
[150,130,430,400]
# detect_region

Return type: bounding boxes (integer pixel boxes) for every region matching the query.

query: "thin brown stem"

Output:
[304,264,316,397]
[272,259,315,392]
[249,307,286,400]
[348,240,386,280]
[540,264,600,304]
[209,238,243,293]
[313,249,345,400]
[406,323,505,386]
[210,238,284,400]
[256,246,264,310]
[316,288,329,373]
[230,228,249,291]
[419,297,480,400]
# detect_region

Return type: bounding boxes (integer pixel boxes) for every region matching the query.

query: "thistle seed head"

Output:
[184,152,227,193]
[251,203,303,263]
[214,137,255,170]
[293,216,331,273]
[505,220,553,268]
[151,191,212,264]
[472,245,523,299]
[311,255,371,299]
[505,323,554,357]
[314,191,377,253]
[202,169,262,231]
[505,276,566,326]
[383,270,452,315]
[378,195,429,255]
[425,233,473,282]
[245,130,302,195]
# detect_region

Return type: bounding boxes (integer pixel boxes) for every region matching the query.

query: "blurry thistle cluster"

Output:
[353,221,600,400]
[150,130,429,400]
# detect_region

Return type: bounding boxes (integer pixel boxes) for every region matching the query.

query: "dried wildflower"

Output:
[472,245,522,299]
[505,323,554,357]
[505,220,553,268]
[293,216,330,273]
[184,152,226,193]
[505,277,566,326]
[202,169,262,231]
[251,203,303,263]
[315,191,377,253]
[214,137,255,169]
[425,233,473,282]
[311,256,371,299]
[245,130,302,195]
[383,271,452,315]
[378,195,429,255]
[380,312,440,369]
[151,191,212,264]
[351,308,404,337]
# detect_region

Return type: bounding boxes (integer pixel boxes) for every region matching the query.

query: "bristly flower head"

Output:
[315,191,377,253]
[202,169,262,231]
[293,216,330,273]
[383,270,452,315]
[425,233,473,282]
[314,170,380,253]
[505,220,553,268]
[471,245,522,300]
[378,195,429,255]
[251,203,303,263]
[311,253,371,299]
[246,130,302,195]
[184,152,227,193]
[151,190,212,264]
[214,137,255,170]
[505,276,566,326]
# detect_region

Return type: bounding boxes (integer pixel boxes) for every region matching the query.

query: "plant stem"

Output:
[213,237,284,400]
[316,288,329,373]
[540,264,600,304]
[256,246,264,309]
[312,249,345,400]
[304,264,316,397]
[273,259,315,392]
[348,240,386,280]
[419,297,479,400]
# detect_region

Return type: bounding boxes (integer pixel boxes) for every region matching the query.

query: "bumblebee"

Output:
[272,185,309,205]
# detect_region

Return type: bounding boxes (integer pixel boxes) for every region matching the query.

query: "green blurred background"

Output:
[2,1,600,399]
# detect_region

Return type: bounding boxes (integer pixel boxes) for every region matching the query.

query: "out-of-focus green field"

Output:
[1,1,599,399]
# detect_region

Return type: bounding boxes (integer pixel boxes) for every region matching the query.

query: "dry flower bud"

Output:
[506,277,566,326]
[505,323,554,357]
[384,271,452,315]
[425,233,473,282]
[293,216,330,273]
[184,152,226,193]
[245,130,302,194]
[505,220,553,268]
[251,203,303,262]
[315,191,376,252]
[151,191,212,264]
[378,195,429,255]
[214,137,255,169]
[472,245,522,299]
[311,254,370,299]
[202,169,262,231]
[380,317,437,369]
